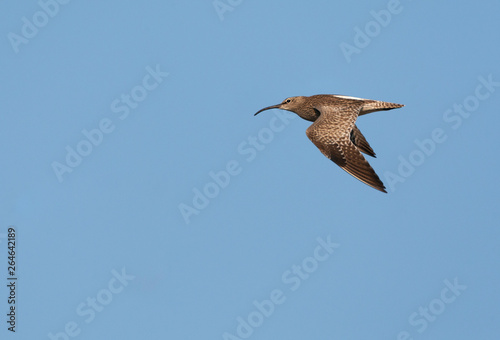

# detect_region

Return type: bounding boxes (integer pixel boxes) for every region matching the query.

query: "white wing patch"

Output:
[333,94,366,101]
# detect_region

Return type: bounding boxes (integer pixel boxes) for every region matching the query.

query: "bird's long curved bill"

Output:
[254,104,281,116]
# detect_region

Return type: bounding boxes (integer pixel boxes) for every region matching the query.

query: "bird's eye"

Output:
[285,98,291,104]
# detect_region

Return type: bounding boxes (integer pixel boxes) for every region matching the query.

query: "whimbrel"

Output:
[255,94,404,193]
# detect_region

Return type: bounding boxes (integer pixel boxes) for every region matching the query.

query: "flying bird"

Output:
[254,94,404,193]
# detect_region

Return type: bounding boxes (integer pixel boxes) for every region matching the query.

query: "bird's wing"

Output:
[305,103,386,193]
[350,125,376,157]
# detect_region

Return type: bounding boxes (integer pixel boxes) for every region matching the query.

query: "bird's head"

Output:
[254,96,307,116]
[254,96,319,122]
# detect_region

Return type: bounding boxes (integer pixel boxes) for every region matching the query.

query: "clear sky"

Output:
[1,0,499,339]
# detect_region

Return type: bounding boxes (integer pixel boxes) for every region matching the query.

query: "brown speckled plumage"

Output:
[254,94,404,193]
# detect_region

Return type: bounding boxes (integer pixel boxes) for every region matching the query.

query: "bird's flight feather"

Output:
[306,103,387,193]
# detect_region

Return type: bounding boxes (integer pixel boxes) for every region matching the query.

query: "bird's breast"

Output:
[294,108,320,122]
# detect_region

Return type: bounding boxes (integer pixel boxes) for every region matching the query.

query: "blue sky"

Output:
[1,0,499,339]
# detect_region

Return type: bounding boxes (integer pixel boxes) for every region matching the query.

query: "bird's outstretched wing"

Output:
[305,103,386,193]
[350,125,376,157]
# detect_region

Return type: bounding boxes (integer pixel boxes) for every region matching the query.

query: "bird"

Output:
[254,94,404,193]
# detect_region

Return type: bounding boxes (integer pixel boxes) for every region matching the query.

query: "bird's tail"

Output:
[359,100,404,116]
